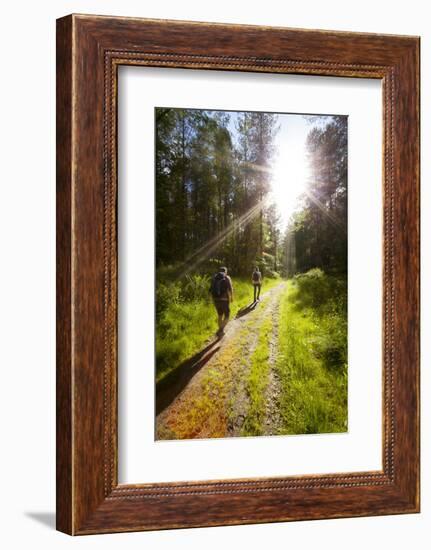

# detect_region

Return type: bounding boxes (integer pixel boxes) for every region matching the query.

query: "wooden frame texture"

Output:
[56,14,420,535]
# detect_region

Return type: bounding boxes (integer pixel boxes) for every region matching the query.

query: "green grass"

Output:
[276,271,348,435]
[156,301,217,382]
[156,267,348,438]
[241,315,272,436]
[156,275,281,382]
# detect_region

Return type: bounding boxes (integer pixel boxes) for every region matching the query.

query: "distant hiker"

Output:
[252,266,262,302]
[210,266,233,336]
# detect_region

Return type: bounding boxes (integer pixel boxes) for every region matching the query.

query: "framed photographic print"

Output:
[56,14,420,535]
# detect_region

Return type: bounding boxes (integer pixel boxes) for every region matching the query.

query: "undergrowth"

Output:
[276,269,348,434]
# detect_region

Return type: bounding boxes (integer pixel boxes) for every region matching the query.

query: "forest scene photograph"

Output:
[154,106,348,441]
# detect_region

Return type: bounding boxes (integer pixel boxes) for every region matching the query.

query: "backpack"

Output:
[211,272,228,298]
[252,271,260,282]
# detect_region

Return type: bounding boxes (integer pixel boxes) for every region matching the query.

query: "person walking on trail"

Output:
[210,266,233,336]
[252,266,262,302]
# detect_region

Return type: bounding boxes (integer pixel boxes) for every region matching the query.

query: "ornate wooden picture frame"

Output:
[56,14,420,535]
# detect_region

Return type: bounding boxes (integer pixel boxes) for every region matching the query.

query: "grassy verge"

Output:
[241,315,272,436]
[156,275,280,382]
[276,270,347,434]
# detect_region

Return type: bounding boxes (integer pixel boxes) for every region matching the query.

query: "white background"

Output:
[118,68,382,483]
[0,0,428,548]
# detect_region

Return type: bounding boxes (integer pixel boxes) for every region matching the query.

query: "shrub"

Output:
[263,269,281,279]
[293,268,347,314]
[156,282,182,319]
[290,269,347,373]
[314,313,348,371]
[181,274,211,302]
[293,268,331,309]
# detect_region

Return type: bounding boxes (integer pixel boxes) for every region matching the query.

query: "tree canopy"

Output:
[155,108,347,279]
[281,116,347,276]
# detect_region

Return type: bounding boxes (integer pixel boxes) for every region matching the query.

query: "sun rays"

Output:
[177,195,268,278]
[174,129,342,278]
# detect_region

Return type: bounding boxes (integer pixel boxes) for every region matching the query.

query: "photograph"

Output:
[0,0,422,542]
[155,107,348,440]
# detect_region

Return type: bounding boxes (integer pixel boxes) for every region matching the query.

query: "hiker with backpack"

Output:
[209,266,233,336]
[252,266,262,302]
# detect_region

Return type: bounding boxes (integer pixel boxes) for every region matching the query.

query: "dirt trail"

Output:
[263,303,283,436]
[156,281,287,440]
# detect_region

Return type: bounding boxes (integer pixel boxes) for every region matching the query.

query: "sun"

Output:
[270,143,309,228]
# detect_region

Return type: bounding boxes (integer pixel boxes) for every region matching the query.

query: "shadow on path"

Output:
[235,301,258,319]
[156,338,221,415]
